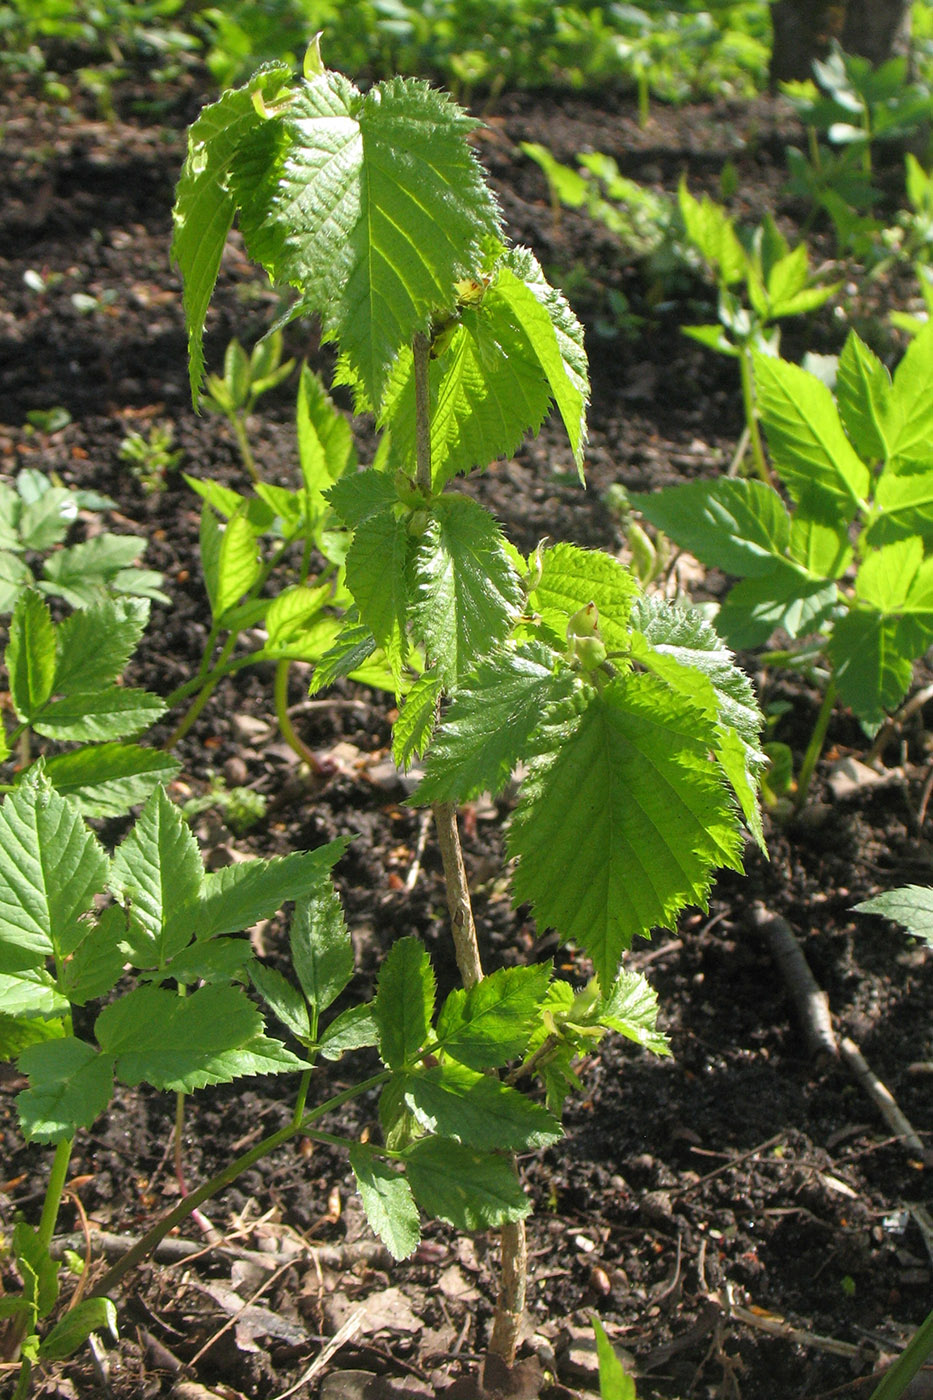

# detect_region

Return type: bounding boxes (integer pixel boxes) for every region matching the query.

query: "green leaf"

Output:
[410,495,522,687]
[110,787,204,969]
[17,1036,113,1142]
[678,180,747,285]
[436,963,552,1069]
[157,937,254,987]
[6,590,56,721]
[60,906,128,1005]
[250,963,311,1042]
[172,66,292,404]
[788,515,853,578]
[509,677,743,988]
[39,1298,118,1361]
[599,968,671,1056]
[403,1137,529,1229]
[828,609,922,726]
[631,479,792,579]
[289,883,353,1018]
[96,983,263,1091]
[194,841,347,942]
[53,597,150,695]
[374,935,435,1069]
[349,1148,421,1260]
[38,534,147,608]
[207,1032,308,1080]
[871,466,933,545]
[592,1316,636,1400]
[318,1001,378,1060]
[392,668,443,768]
[0,551,34,612]
[414,642,576,805]
[18,488,76,552]
[235,72,502,407]
[753,351,870,521]
[0,968,69,1019]
[309,618,378,694]
[345,507,410,675]
[530,542,637,653]
[0,769,109,967]
[885,321,933,468]
[297,364,356,497]
[856,885,933,944]
[41,744,180,818]
[13,1220,59,1317]
[716,569,839,648]
[836,331,890,462]
[404,1061,561,1151]
[327,468,399,529]
[215,511,261,620]
[32,686,164,743]
[855,537,926,612]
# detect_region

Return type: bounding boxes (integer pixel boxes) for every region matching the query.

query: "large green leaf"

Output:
[350,1148,421,1260]
[403,1061,561,1151]
[530,542,637,653]
[110,786,203,969]
[753,351,870,521]
[0,770,109,969]
[828,609,925,725]
[414,642,576,805]
[6,590,56,722]
[193,841,347,942]
[403,1137,529,1229]
[409,495,522,686]
[40,744,180,819]
[0,967,68,1019]
[32,686,164,743]
[234,72,501,408]
[374,935,434,1069]
[435,963,552,1069]
[289,883,353,1018]
[631,479,793,579]
[508,677,743,987]
[835,330,890,463]
[53,597,150,695]
[16,1036,113,1143]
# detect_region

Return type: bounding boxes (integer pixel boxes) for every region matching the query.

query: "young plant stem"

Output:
[738,346,772,486]
[231,411,260,485]
[794,676,837,812]
[89,1070,389,1301]
[37,1137,74,1255]
[162,632,239,748]
[274,659,325,771]
[411,332,527,1361]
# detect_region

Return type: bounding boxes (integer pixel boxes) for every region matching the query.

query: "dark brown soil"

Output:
[1,60,931,1400]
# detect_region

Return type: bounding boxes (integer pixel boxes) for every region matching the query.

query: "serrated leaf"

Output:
[414,642,576,805]
[289,883,353,1018]
[6,590,56,721]
[234,72,502,407]
[39,1298,118,1361]
[0,769,109,968]
[206,1032,308,1081]
[871,466,933,546]
[409,496,522,687]
[32,686,164,743]
[60,905,127,1005]
[374,936,434,1069]
[509,677,743,987]
[404,1061,561,1150]
[345,508,409,674]
[530,542,637,653]
[17,1036,113,1142]
[309,618,378,694]
[789,515,853,578]
[0,1012,65,1059]
[41,744,180,818]
[318,1001,378,1060]
[158,937,254,987]
[599,968,670,1056]
[350,1148,421,1259]
[753,351,870,521]
[403,1137,529,1229]
[436,964,551,1069]
[215,511,261,620]
[856,885,933,944]
[172,67,292,403]
[631,479,793,579]
[836,331,891,462]
[250,962,311,1042]
[110,786,203,969]
[885,321,933,468]
[328,468,399,529]
[0,968,69,1019]
[193,840,347,942]
[827,609,923,726]
[38,534,147,608]
[392,668,443,768]
[96,983,262,1090]
[716,569,839,648]
[18,488,76,552]
[53,597,150,695]
[297,364,356,497]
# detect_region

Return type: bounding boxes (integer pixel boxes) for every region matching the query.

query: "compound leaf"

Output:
[404,1137,529,1229]
[374,935,434,1069]
[289,882,353,1018]
[350,1148,421,1260]
[404,1061,561,1151]
[17,1036,113,1143]
[434,963,552,1069]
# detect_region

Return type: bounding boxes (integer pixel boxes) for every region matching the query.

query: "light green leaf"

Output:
[289,883,353,1018]
[309,618,378,694]
[208,1033,308,1080]
[599,967,671,1056]
[392,668,443,768]
[631,479,793,579]
[193,841,347,942]
[41,744,180,818]
[414,642,576,805]
[0,968,69,1020]
[96,982,262,1090]
[374,935,435,1069]
[404,1137,529,1229]
[530,541,637,653]
[350,1148,421,1260]
[753,351,870,520]
[185,474,268,525]
[6,590,56,721]
[855,537,925,612]
[788,515,852,578]
[318,1001,378,1060]
[404,1061,561,1151]
[215,511,261,620]
[0,551,34,612]
[18,488,76,552]
[33,686,164,743]
[110,786,203,969]
[297,364,356,497]
[885,321,933,468]
[828,609,926,726]
[856,885,933,944]
[345,508,410,675]
[38,534,147,608]
[592,1316,636,1400]
[250,963,311,1042]
[836,330,890,462]
[0,769,109,967]
[157,937,254,987]
[409,495,522,687]
[39,1298,118,1361]
[17,1036,113,1142]
[13,1218,58,1318]
[53,597,150,695]
[436,963,552,1069]
[509,677,743,988]
[870,465,933,546]
[678,181,747,285]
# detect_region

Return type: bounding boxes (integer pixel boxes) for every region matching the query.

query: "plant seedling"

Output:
[201,329,295,483]
[118,422,183,493]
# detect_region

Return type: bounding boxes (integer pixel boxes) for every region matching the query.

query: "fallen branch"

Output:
[750,903,837,1059]
[839,1037,928,1161]
[51,1229,393,1274]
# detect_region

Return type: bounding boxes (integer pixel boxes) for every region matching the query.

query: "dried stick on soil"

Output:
[750,903,838,1059]
[838,1037,928,1160]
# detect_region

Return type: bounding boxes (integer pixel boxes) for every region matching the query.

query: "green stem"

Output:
[89,1070,389,1301]
[274,659,323,770]
[37,1138,74,1254]
[232,412,260,485]
[794,676,837,813]
[739,346,771,486]
[162,632,239,749]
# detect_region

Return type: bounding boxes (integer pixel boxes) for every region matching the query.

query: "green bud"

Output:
[572,634,608,671]
[566,601,601,640]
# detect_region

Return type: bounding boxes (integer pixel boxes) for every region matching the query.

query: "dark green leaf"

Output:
[17,1036,113,1143]
[404,1138,529,1229]
[374,936,435,1069]
[404,1061,561,1150]
[289,883,353,1018]
[350,1147,421,1260]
